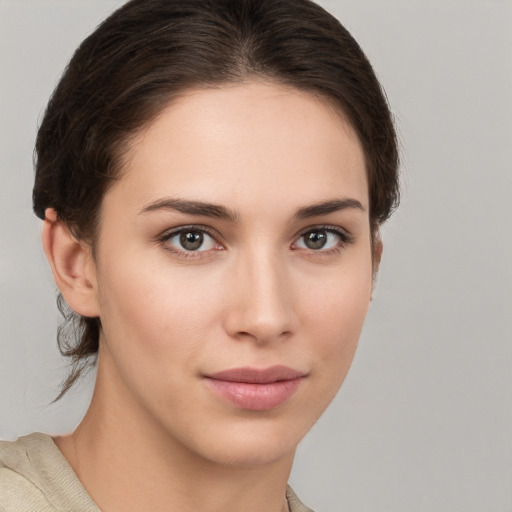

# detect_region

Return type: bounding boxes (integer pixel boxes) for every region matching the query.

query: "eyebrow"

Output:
[294,198,365,219]
[139,198,238,222]
[138,197,364,222]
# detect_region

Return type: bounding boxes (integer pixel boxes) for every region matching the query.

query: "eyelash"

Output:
[292,225,355,255]
[158,224,354,259]
[158,225,221,259]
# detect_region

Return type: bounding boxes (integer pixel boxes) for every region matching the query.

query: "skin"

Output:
[43,81,378,512]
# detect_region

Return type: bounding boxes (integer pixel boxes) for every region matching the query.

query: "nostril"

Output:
[231,327,294,345]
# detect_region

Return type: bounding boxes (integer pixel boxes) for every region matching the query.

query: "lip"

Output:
[204,366,305,411]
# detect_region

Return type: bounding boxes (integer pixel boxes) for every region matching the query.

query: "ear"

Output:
[41,208,100,317]
[372,235,383,275]
[371,234,383,298]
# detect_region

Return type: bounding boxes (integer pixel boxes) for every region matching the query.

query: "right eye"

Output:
[162,228,219,254]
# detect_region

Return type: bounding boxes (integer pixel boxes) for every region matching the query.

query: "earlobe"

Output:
[41,208,100,318]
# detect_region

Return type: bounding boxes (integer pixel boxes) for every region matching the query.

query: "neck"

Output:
[54,355,294,512]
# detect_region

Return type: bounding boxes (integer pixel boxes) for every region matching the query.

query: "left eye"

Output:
[166,229,217,252]
[295,229,342,251]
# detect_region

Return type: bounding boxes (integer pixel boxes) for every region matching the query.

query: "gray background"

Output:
[1,1,511,511]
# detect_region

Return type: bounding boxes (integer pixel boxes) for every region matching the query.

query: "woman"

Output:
[0,0,399,510]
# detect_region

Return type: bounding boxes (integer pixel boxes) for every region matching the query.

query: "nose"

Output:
[223,250,298,345]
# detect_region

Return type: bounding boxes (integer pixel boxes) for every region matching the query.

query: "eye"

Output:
[294,227,351,251]
[163,228,218,253]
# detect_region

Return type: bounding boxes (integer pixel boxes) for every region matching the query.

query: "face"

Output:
[89,82,373,467]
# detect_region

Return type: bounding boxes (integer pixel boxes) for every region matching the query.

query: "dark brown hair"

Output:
[33,0,399,398]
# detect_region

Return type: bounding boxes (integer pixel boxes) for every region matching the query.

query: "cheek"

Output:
[95,247,227,368]
[302,257,373,378]
[93,255,222,411]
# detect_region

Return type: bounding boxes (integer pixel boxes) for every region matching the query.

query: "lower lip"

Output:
[204,378,302,411]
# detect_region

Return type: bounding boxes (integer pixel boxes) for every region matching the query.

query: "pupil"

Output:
[180,231,203,250]
[305,230,327,249]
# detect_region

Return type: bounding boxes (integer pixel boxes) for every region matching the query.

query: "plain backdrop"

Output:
[1,1,511,511]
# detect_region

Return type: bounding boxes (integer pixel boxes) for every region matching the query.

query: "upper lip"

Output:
[206,365,304,384]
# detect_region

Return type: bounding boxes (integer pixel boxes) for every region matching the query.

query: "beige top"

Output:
[0,433,314,512]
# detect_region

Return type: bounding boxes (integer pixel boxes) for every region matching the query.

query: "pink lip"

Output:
[204,366,304,411]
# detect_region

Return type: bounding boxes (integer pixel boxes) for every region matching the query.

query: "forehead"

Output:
[107,81,368,216]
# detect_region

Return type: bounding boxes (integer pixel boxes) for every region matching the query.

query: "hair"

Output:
[33,0,399,398]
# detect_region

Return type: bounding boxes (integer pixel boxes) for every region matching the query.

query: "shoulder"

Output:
[0,433,99,512]
[286,485,317,512]
[1,432,49,474]
[0,433,55,511]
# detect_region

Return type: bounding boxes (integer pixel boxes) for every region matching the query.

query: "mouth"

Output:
[203,365,305,411]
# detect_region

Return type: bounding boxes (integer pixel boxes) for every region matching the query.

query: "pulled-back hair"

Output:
[33,0,399,398]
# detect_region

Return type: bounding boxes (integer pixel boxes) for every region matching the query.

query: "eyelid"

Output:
[295,224,353,241]
[158,224,224,256]
[156,223,354,258]
[292,224,355,251]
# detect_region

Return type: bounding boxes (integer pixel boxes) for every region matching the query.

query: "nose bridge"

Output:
[225,243,296,343]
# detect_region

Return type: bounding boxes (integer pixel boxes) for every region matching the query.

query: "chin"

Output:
[171,415,307,469]
[202,434,297,468]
